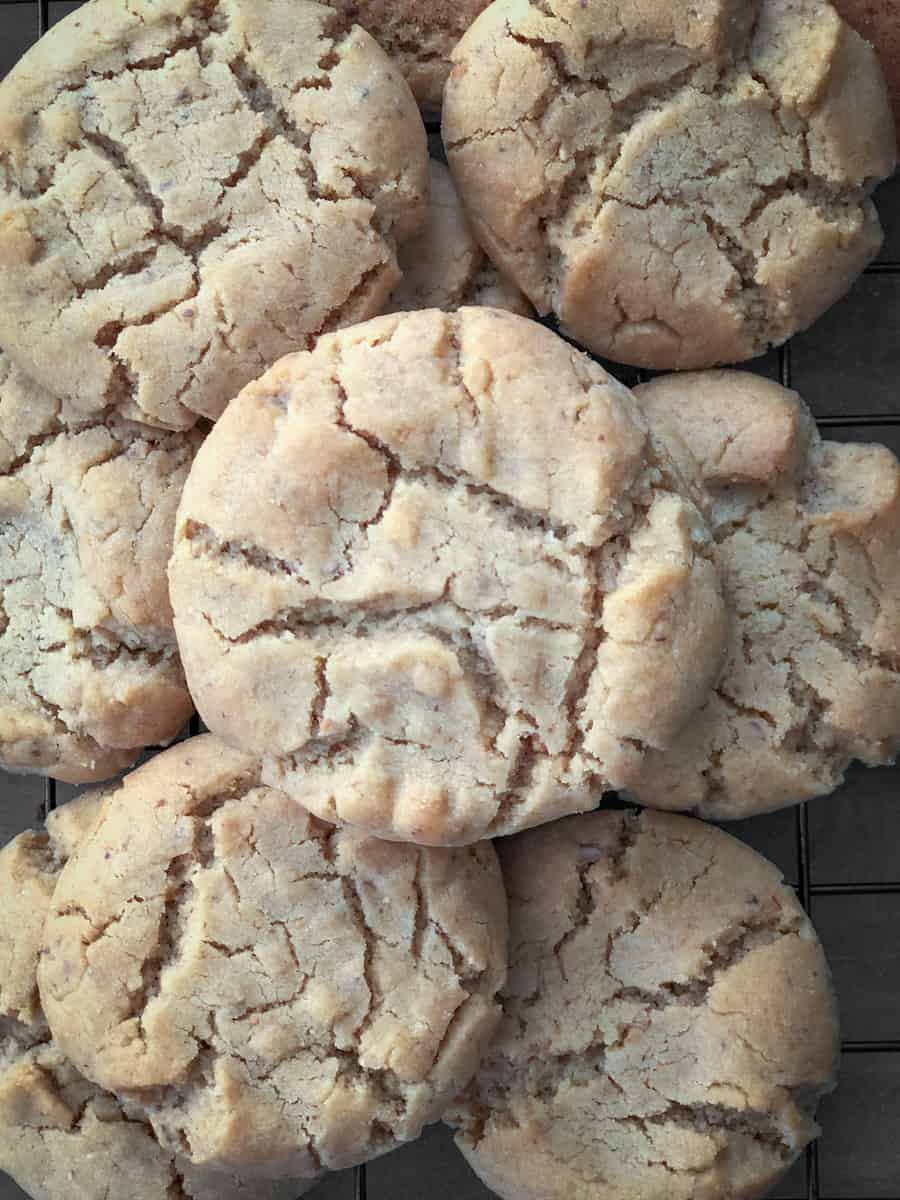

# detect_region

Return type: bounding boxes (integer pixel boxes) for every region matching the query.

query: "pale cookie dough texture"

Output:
[833,0,900,129]
[0,351,200,784]
[0,0,428,431]
[328,0,492,110]
[388,161,533,316]
[38,736,508,1185]
[168,308,727,846]
[443,0,897,370]
[628,371,900,819]
[448,810,839,1200]
[0,790,302,1200]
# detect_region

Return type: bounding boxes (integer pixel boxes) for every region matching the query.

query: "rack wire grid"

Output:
[2,1,900,1198]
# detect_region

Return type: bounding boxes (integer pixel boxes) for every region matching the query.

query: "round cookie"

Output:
[38,736,508,1181]
[443,0,897,370]
[328,1,491,110]
[0,790,302,1200]
[387,160,533,316]
[833,0,900,131]
[168,308,727,846]
[448,809,839,1200]
[0,0,428,431]
[627,370,900,819]
[1,352,200,784]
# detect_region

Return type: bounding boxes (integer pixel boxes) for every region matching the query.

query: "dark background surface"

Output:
[1,2,899,1197]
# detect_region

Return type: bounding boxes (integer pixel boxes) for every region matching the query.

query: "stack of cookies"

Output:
[0,3,897,1199]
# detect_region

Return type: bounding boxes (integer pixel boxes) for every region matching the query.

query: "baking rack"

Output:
[1,1,899,1197]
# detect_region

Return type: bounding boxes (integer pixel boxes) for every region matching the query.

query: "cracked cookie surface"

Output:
[0,788,304,1200]
[443,0,896,370]
[0,351,200,784]
[38,735,508,1180]
[387,160,533,317]
[628,370,900,819]
[447,809,839,1200]
[168,308,726,846]
[327,0,492,110]
[0,0,428,430]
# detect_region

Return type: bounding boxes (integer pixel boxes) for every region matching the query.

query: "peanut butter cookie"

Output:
[629,370,900,819]
[444,0,896,370]
[0,0,427,430]
[168,308,727,845]
[0,789,305,1200]
[38,737,507,1181]
[448,810,839,1200]
[1,352,199,784]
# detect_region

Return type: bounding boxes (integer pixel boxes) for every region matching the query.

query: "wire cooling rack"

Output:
[1,2,899,1197]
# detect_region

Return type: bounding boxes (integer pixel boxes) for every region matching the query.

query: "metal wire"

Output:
[2,2,900,1196]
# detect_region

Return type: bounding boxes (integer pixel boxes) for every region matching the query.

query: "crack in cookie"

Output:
[0,351,200,784]
[0,0,428,430]
[37,736,508,1179]
[630,369,900,818]
[169,308,728,845]
[443,0,896,369]
[0,787,313,1200]
[446,810,839,1200]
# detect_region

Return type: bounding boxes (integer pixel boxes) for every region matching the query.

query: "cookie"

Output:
[0,790,302,1200]
[833,0,900,130]
[448,809,839,1200]
[443,0,897,370]
[387,161,533,316]
[627,370,900,819]
[38,736,508,1181]
[0,352,200,784]
[328,1,491,110]
[0,0,428,431]
[168,308,727,846]
[0,790,107,1039]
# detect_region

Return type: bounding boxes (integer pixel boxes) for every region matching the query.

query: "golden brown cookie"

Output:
[0,789,304,1200]
[833,0,900,130]
[38,736,508,1181]
[388,160,533,315]
[168,308,727,846]
[448,810,839,1200]
[0,351,199,784]
[328,0,492,110]
[443,0,896,370]
[0,0,428,430]
[628,370,900,819]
